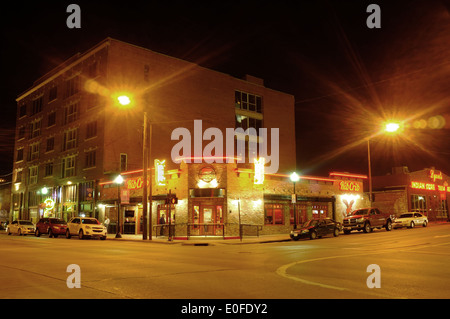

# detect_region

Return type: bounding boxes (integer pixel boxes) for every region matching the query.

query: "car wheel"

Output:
[79,230,84,240]
[423,221,428,227]
[385,220,392,231]
[309,230,317,240]
[100,236,106,240]
[35,229,41,237]
[409,221,415,229]
[363,222,371,233]
[7,228,11,235]
[66,230,72,239]
[333,228,340,237]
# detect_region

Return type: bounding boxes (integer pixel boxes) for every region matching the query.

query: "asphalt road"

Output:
[1,224,449,300]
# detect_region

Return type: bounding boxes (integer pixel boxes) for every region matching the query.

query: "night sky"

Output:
[1,0,449,178]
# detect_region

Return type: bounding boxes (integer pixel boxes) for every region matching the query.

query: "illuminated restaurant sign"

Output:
[254,157,265,185]
[411,181,450,192]
[429,169,443,182]
[127,177,146,190]
[338,181,361,192]
[155,159,166,186]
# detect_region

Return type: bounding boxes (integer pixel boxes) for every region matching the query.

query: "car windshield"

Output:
[400,213,414,218]
[49,218,66,224]
[19,221,34,225]
[302,220,318,227]
[348,209,369,216]
[81,218,100,224]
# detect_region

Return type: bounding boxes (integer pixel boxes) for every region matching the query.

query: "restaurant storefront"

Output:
[98,161,370,238]
[372,167,450,221]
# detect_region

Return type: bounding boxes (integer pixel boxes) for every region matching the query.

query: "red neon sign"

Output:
[338,181,361,192]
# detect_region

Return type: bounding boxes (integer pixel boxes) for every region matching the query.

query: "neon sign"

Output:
[338,181,361,192]
[155,159,166,186]
[411,181,450,192]
[429,170,443,182]
[44,198,55,211]
[127,177,145,190]
[254,157,265,185]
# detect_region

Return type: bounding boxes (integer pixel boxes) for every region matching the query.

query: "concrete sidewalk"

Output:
[106,233,292,245]
[106,220,449,245]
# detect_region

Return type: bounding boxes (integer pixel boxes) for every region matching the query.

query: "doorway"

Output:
[192,203,223,236]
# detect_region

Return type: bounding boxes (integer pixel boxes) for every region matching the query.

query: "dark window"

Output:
[47,111,56,127]
[49,86,58,102]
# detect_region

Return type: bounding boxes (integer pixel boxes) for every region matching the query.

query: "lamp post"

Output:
[367,122,400,206]
[116,94,152,240]
[114,174,123,238]
[290,172,300,229]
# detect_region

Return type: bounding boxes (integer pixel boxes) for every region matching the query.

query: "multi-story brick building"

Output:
[12,37,369,237]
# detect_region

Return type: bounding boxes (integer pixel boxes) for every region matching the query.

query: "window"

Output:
[85,150,96,168]
[264,204,284,225]
[235,90,262,113]
[28,142,40,161]
[411,195,427,213]
[44,162,53,177]
[120,153,127,172]
[46,137,55,152]
[19,104,27,118]
[28,166,38,185]
[49,86,58,102]
[30,119,42,138]
[64,76,80,98]
[86,121,97,139]
[64,102,79,124]
[18,126,26,140]
[63,128,78,151]
[16,148,24,162]
[62,155,76,178]
[15,170,23,183]
[290,204,307,225]
[47,111,56,127]
[32,96,43,115]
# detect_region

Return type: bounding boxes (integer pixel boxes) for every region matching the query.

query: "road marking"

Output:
[276,241,450,296]
[434,234,450,238]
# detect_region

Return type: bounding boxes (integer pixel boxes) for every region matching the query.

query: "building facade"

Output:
[11,37,371,237]
[11,38,295,227]
[372,166,449,221]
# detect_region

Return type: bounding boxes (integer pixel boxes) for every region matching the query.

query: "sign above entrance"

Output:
[338,181,361,192]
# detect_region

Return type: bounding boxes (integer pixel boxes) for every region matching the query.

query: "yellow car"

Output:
[393,212,428,229]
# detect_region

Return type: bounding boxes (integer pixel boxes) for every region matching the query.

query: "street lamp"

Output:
[367,122,400,205]
[290,172,300,229]
[115,93,152,240]
[114,174,124,239]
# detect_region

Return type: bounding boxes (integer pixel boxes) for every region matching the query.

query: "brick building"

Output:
[11,37,369,237]
[372,166,449,221]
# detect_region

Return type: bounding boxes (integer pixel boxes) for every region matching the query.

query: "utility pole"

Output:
[142,112,148,240]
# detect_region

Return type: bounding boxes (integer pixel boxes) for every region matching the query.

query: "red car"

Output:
[35,218,67,238]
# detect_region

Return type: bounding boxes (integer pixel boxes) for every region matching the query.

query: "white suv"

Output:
[66,217,107,240]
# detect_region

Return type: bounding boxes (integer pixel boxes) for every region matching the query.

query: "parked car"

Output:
[343,207,393,234]
[7,220,35,236]
[66,217,107,240]
[393,212,428,229]
[290,218,341,240]
[35,218,67,238]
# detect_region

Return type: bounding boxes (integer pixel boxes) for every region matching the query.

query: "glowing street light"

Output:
[117,95,131,106]
[385,122,400,133]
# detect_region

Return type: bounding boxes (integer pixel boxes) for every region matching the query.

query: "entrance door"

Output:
[192,204,223,236]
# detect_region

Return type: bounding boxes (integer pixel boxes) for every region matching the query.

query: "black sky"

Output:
[1,0,449,177]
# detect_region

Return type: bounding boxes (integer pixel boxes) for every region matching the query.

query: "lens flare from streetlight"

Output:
[117,95,131,106]
[385,122,400,133]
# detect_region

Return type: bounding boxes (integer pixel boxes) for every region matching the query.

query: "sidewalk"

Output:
[106,233,292,245]
[106,220,449,245]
